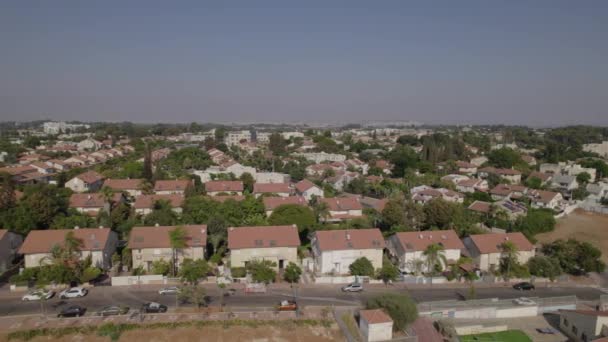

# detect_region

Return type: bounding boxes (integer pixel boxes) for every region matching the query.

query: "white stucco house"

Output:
[387,230,464,273]
[227,225,301,271]
[19,228,118,270]
[462,232,535,272]
[65,170,105,193]
[295,179,324,201]
[311,228,384,275]
[128,225,207,272]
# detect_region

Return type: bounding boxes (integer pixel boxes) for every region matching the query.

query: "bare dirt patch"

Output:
[1,323,343,342]
[536,209,608,263]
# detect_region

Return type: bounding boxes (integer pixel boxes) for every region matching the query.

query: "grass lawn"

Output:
[460,330,533,342]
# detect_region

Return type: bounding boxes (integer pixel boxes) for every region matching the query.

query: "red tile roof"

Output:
[205,180,244,192]
[359,309,393,324]
[314,228,383,251]
[295,179,318,193]
[69,193,122,208]
[321,197,362,211]
[468,232,534,254]
[19,228,113,254]
[103,178,143,191]
[468,200,492,213]
[154,179,191,192]
[227,225,300,249]
[393,230,464,252]
[133,194,184,209]
[75,170,104,184]
[263,196,308,210]
[128,225,207,249]
[253,183,291,194]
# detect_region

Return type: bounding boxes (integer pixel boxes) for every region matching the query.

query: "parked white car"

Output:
[22,289,55,301]
[59,287,88,299]
[513,297,536,306]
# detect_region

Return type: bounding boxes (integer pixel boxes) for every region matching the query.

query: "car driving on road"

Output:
[58,305,86,318]
[22,289,55,301]
[141,302,168,313]
[341,283,363,292]
[96,305,130,316]
[158,286,180,295]
[513,282,535,291]
[59,287,88,299]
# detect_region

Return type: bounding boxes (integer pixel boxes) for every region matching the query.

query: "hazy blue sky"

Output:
[1,1,607,125]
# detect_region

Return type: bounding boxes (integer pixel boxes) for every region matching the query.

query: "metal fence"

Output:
[417,295,578,313]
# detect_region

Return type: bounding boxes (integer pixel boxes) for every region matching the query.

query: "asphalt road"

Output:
[0,284,604,317]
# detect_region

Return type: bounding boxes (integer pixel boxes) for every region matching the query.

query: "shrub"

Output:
[366,293,418,331]
[231,267,247,278]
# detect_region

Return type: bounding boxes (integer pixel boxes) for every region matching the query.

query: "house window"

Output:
[582,333,587,342]
[572,326,578,335]
[563,318,569,327]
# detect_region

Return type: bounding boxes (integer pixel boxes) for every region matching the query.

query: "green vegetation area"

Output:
[7,319,333,341]
[460,330,533,342]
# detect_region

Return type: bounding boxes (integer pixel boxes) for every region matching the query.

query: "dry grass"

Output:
[536,209,608,263]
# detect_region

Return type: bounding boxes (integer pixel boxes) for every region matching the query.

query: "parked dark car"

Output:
[513,282,535,291]
[141,302,168,313]
[96,305,130,316]
[58,305,86,318]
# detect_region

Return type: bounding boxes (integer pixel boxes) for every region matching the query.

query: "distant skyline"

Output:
[1,1,607,125]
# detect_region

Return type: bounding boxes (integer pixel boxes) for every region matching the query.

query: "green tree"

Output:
[487,148,524,169]
[143,199,179,226]
[366,294,418,331]
[527,256,562,281]
[423,243,447,275]
[268,133,288,155]
[542,239,606,275]
[388,145,419,177]
[178,285,207,308]
[349,257,375,277]
[376,256,400,285]
[79,267,102,283]
[268,204,316,232]
[0,172,16,210]
[576,172,591,184]
[283,262,302,284]
[514,208,556,238]
[246,259,277,284]
[423,198,457,230]
[178,258,210,285]
[151,259,171,276]
[169,226,188,276]
[142,144,153,182]
[239,172,255,193]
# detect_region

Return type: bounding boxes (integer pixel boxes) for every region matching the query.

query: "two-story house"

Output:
[19,228,118,270]
[462,232,535,272]
[128,225,207,272]
[387,230,464,273]
[65,170,105,193]
[227,225,300,270]
[311,228,384,275]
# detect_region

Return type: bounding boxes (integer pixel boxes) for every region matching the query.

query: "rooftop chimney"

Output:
[346,233,351,240]
[74,226,80,230]
[155,223,160,227]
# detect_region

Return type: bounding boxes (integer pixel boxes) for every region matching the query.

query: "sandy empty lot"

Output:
[536,210,608,263]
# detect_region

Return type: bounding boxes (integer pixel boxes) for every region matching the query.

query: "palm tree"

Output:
[500,241,519,280]
[423,243,447,276]
[169,226,187,276]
